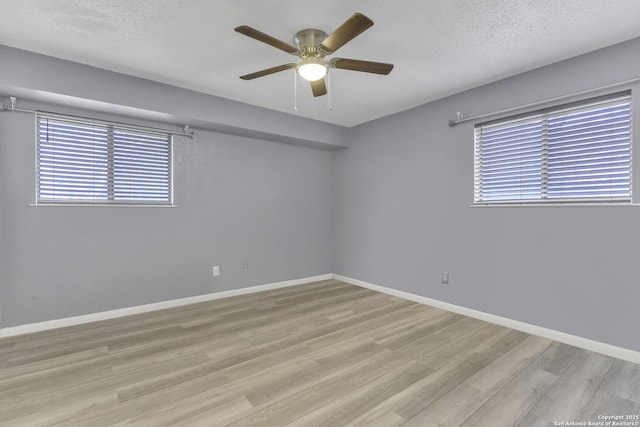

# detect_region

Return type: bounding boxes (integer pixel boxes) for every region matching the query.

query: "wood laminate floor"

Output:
[0,279,639,426]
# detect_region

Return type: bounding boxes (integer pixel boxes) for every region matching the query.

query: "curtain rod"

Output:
[1,96,194,139]
[448,76,640,127]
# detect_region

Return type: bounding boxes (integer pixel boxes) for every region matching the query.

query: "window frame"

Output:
[35,113,174,206]
[473,92,633,206]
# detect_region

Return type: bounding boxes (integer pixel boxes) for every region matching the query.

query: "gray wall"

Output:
[333,37,640,351]
[0,45,348,150]
[2,36,640,354]
[0,104,333,327]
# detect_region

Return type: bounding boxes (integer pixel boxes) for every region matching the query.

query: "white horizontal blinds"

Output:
[112,129,172,201]
[37,114,172,204]
[38,117,110,200]
[546,98,631,201]
[474,93,632,204]
[474,117,543,202]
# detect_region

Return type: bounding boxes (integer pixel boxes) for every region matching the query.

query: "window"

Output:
[37,114,173,205]
[474,92,632,205]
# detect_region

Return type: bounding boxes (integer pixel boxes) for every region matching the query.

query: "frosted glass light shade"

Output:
[297,58,327,81]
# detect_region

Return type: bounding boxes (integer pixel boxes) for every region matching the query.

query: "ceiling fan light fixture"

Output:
[236,13,392,98]
[297,57,327,81]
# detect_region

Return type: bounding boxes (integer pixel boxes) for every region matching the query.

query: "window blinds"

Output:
[474,93,632,204]
[37,115,172,204]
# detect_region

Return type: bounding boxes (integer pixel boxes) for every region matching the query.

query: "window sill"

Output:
[469,203,639,208]
[29,203,177,208]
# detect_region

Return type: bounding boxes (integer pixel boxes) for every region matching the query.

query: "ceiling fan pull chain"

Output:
[327,72,332,111]
[294,71,298,112]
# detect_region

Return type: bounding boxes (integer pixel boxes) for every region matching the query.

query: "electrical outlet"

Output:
[243,262,249,271]
[212,266,220,277]
[441,272,449,284]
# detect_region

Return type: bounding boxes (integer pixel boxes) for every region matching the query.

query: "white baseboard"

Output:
[4,272,638,365]
[333,274,640,365]
[0,274,333,339]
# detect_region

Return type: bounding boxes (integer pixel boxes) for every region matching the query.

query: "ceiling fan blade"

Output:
[310,78,327,97]
[240,64,296,80]
[235,25,299,54]
[330,58,394,75]
[320,13,374,54]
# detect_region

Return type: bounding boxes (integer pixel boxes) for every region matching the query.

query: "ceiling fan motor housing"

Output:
[294,29,328,55]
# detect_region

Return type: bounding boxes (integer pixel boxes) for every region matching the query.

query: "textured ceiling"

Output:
[1,0,640,127]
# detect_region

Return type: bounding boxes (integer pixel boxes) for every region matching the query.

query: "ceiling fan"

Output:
[234,13,394,97]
